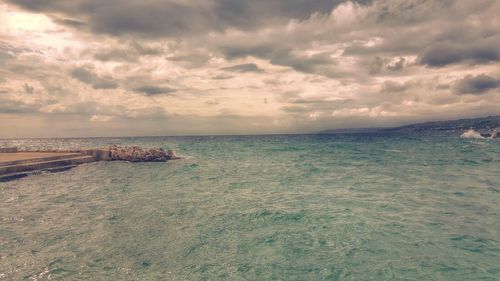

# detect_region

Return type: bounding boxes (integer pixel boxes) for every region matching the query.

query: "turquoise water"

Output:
[1,134,499,280]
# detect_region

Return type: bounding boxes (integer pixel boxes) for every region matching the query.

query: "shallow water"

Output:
[0,134,499,280]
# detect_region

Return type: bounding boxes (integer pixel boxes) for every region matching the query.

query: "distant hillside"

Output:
[319,116,500,134]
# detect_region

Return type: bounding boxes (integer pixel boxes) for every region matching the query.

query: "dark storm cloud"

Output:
[6,0,215,37]
[212,74,234,80]
[70,67,119,90]
[270,50,335,74]
[454,74,500,95]
[346,20,500,59]
[129,42,163,56]
[0,97,40,114]
[212,0,372,29]
[220,63,264,73]
[369,0,454,25]
[54,18,86,28]
[132,86,176,95]
[381,81,409,93]
[342,1,500,71]
[93,48,137,62]
[6,0,370,38]
[3,54,71,86]
[217,45,340,77]
[419,37,500,67]
[9,0,497,76]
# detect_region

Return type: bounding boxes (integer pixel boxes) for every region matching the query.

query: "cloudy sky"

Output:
[0,0,499,137]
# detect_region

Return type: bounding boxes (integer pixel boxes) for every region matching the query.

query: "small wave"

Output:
[239,209,307,223]
[176,154,194,160]
[460,129,484,139]
[27,266,50,281]
[470,141,489,146]
[384,149,404,153]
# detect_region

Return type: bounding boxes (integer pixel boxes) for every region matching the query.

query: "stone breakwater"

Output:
[108,145,179,162]
[7,146,181,162]
[0,146,179,181]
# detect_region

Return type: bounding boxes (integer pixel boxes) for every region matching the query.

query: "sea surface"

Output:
[0,134,499,281]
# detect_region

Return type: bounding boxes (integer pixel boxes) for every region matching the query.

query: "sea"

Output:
[0,133,499,280]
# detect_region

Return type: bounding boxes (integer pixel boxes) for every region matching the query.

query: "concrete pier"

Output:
[0,151,96,181]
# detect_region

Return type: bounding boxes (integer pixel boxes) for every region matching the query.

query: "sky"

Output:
[0,0,499,137]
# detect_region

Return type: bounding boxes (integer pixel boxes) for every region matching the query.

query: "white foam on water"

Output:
[460,129,484,139]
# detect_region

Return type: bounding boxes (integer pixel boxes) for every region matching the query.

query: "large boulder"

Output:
[109,145,179,162]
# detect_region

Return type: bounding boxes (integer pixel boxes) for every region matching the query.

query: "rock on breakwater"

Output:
[109,145,179,162]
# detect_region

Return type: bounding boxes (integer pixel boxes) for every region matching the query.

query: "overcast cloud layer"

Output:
[0,0,499,137]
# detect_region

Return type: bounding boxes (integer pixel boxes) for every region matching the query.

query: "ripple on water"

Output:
[0,134,499,280]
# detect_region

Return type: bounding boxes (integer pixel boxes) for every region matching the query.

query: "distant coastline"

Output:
[319,116,500,135]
